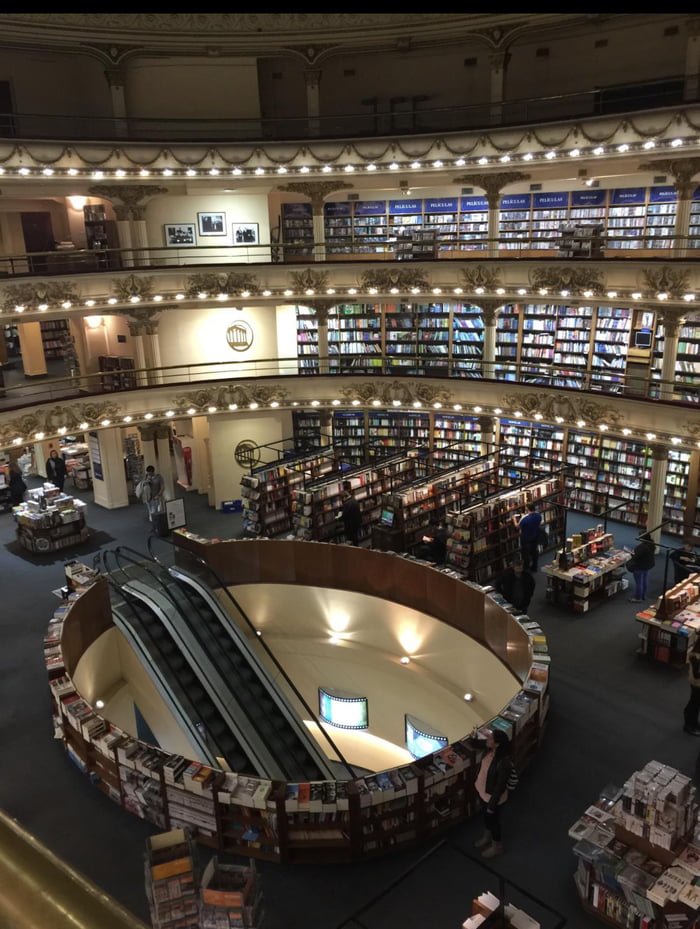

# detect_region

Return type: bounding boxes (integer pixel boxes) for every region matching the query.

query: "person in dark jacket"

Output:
[8,462,27,505]
[495,559,536,613]
[670,540,700,585]
[338,488,362,545]
[628,531,655,603]
[473,729,514,858]
[45,448,67,491]
[417,518,448,564]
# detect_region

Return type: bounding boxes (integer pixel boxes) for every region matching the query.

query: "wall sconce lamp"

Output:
[67,195,88,211]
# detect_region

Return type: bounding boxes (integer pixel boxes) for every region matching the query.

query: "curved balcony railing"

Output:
[0,232,698,280]
[0,74,689,143]
[0,355,694,417]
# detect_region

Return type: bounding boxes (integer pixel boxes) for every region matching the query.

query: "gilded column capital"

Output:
[637,158,700,200]
[88,184,168,221]
[452,172,530,209]
[277,181,354,213]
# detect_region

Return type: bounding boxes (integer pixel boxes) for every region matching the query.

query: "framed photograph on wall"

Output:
[163,223,196,247]
[197,212,227,236]
[232,222,259,246]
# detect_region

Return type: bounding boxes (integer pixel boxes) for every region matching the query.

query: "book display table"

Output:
[14,484,88,553]
[570,761,700,926]
[635,574,700,667]
[542,529,630,613]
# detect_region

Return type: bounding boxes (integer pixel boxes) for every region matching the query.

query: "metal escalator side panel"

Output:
[168,566,335,780]
[122,579,286,780]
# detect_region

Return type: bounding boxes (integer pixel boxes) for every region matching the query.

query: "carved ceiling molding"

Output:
[289,269,329,292]
[0,281,81,312]
[358,268,431,291]
[502,391,624,427]
[528,266,605,294]
[277,181,354,209]
[453,172,530,204]
[125,306,161,335]
[338,381,453,407]
[185,271,261,297]
[637,157,700,199]
[0,400,121,446]
[642,266,691,297]
[170,383,290,413]
[113,274,154,302]
[89,185,168,221]
[460,266,502,291]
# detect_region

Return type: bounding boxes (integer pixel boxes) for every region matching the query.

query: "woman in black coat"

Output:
[46,449,67,491]
[8,463,27,505]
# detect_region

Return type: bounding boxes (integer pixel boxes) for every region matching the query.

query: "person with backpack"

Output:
[473,728,517,858]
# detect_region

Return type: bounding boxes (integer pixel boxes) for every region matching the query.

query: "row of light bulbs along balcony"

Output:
[10,401,696,451]
[8,287,699,315]
[0,136,690,180]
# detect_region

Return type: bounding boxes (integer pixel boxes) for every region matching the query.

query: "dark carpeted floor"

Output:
[0,476,694,929]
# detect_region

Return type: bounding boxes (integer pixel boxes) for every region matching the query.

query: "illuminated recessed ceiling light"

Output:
[284,289,293,297]
[400,656,410,665]
[496,288,505,295]
[410,161,421,169]
[352,399,360,406]
[593,146,605,155]
[534,412,543,420]
[165,410,174,417]
[671,138,683,147]
[255,167,265,175]
[144,412,154,420]
[58,427,67,435]
[372,399,381,407]
[646,432,656,440]
[270,401,279,408]
[599,424,608,431]
[187,408,196,415]
[545,151,556,159]
[231,167,243,175]
[583,290,593,298]
[366,163,377,171]
[463,692,474,702]
[208,406,217,413]
[671,437,681,445]
[453,403,462,411]
[617,144,629,152]
[433,160,443,168]
[631,292,642,300]
[475,287,484,295]
[657,292,669,300]
[348,288,357,295]
[499,155,511,163]
[322,165,332,173]
[277,166,287,174]
[332,399,340,406]
[454,158,466,167]
[517,289,527,296]
[18,167,30,176]
[186,168,196,177]
[13,437,22,444]
[100,419,111,426]
[67,168,78,176]
[35,432,45,440]
[344,165,355,173]
[643,141,656,150]
[123,415,132,423]
[162,168,173,176]
[139,169,150,177]
[38,303,48,311]
[606,291,617,298]
[453,287,463,295]
[311,400,320,407]
[175,293,185,300]
[577,419,586,427]
[555,416,564,423]
[249,402,259,410]
[493,407,502,415]
[683,293,696,301]
[389,162,399,170]
[522,153,534,161]
[42,168,54,176]
[478,157,488,165]
[208,168,220,176]
[92,170,104,179]
[569,149,580,157]
[299,166,310,174]
[473,405,482,413]
[85,299,96,307]
[228,403,238,411]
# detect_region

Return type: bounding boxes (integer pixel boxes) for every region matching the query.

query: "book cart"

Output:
[570,761,700,928]
[541,528,631,613]
[45,544,551,868]
[635,574,700,667]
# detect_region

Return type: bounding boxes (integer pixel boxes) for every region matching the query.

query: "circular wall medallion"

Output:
[235,440,261,468]
[226,319,254,352]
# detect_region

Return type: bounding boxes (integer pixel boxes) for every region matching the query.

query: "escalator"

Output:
[103,547,336,781]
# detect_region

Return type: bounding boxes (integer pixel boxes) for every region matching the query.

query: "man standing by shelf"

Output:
[337,484,362,546]
[670,539,700,585]
[495,559,536,614]
[512,502,542,572]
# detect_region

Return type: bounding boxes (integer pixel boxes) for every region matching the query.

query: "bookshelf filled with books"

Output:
[570,761,700,928]
[328,303,383,375]
[241,449,336,537]
[145,829,199,929]
[495,304,520,379]
[281,202,314,261]
[673,317,700,402]
[444,473,566,585]
[296,306,318,374]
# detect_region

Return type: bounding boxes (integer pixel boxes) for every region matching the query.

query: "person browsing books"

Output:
[627,531,655,603]
[671,540,700,585]
[140,465,165,522]
[337,487,361,545]
[417,518,448,564]
[473,729,515,859]
[495,558,536,613]
[512,502,542,572]
[684,636,700,736]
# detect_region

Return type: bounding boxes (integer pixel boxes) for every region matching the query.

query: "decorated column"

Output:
[453,172,530,258]
[638,157,700,257]
[646,444,669,543]
[90,184,168,266]
[657,309,684,400]
[277,181,353,262]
